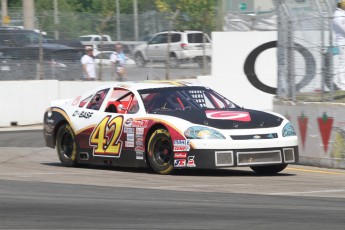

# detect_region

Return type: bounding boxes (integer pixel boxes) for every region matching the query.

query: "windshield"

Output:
[139,86,238,113]
[11,31,45,44]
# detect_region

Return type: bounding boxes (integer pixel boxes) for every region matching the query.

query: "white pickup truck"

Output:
[78,34,112,42]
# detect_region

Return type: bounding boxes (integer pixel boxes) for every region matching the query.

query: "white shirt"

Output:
[334,8,345,46]
[81,54,96,79]
[110,52,126,66]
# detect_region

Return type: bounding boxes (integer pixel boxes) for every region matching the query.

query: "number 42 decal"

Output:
[90,115,124,156]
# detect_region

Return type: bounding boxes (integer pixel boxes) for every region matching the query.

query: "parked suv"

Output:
[133,30,211,68]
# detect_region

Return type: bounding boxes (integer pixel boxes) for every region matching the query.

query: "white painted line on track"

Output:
[268,189,345,196]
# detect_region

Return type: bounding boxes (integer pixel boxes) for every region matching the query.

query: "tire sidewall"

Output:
[147,129,174,174]
[56,123,77,167]
[250,164,288,175]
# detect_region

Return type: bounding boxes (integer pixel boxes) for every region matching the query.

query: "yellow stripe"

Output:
[287,167,345,175]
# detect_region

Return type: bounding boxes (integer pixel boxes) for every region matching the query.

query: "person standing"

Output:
[81,46,96,80]
[333,0,345,90]
[110,43,126,81]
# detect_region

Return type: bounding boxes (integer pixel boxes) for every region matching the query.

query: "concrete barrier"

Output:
[274,100,345,169]
[0,80,106,127]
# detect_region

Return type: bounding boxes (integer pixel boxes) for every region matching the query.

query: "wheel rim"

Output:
[60,131,74,158]
[136,55,144,66]
[170,57,178,68]
[153,137,172,165]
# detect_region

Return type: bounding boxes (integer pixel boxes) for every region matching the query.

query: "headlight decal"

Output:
[282,122,296,137]
[184,126,226,139]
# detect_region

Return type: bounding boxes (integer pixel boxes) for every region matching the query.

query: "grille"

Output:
[215,151,234,166]
[237,150,282,166]
[230,133,278,140]
[283,148,295,163]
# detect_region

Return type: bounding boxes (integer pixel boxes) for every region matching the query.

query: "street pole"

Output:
[133,0,139,41]
[1,0,8,26]
[23,0,35,29]
[116,0,121,41]
[54,0,59,40]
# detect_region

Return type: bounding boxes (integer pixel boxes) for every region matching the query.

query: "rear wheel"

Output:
[135,53,146,67]
[166,54,179,68]
[198,57,211,68]
[250,164,288,175]
[56,123,77,167]
[147,129,174,174]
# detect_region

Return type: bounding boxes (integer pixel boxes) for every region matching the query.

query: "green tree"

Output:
[155,0,216,33]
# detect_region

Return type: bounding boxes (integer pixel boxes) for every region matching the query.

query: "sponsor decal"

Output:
[205,110,251,122]
[136,128,144,136]
[136,140,144,146]
[173,140,190,151]
[187,156,196,167]
[132,120,148,128]
[72,110,93,119]
[127,133,135,142]
[174,159,186,167]
[244,41,315,95]
[174,140,190,146]
[90,115,124,156]
[124,127,134,134]
[317,112,334,153]
[136,151,144,160]
[174,152,187,159]
[173,145,190,151]
[124,118,133,127]
[135,146,145,152]
[125,141,134,147]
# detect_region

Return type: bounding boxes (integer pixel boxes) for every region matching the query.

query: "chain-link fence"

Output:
[274,0,345,102]
[0,7,213,81]
[224,0,345,103]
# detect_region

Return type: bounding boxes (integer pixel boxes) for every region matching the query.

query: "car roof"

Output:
[157,30,204,34]
[93,80,201,92]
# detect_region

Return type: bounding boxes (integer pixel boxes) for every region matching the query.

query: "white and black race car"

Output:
[43,81,298,174]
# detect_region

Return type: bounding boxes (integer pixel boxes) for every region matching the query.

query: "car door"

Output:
[146,33,167,61]
[85,87,142,159]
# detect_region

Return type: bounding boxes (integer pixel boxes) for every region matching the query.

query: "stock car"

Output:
[43,81,299,175]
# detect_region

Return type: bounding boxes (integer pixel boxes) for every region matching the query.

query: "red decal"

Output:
[173,146,190,151]
[187,156,196,167]
[132,120,148,128]
[72,96,81,106]
[174,152,187,159]
[298,114,308,149]
[317,113,333,153]
[205,110,251,121]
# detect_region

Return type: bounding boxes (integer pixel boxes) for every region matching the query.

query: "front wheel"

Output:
[166,54,180,68]
[56,123,77,167]
[135,53,146,67]
[250,164,288,175]
[147,129,174,174]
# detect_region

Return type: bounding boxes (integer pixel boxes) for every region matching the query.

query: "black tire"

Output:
[198,57,211,68]
[147,129,174,174]
[166,54,179,68]
[135,53,146,67]
[56,123,78,167]
[250,164,288,175]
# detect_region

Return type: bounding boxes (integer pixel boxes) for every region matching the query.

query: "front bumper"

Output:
[174,146,299,169]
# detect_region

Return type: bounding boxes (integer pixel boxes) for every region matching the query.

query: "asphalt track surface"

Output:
[1,129,345,229]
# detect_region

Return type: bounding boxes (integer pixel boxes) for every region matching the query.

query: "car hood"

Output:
[151,108,283,129]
